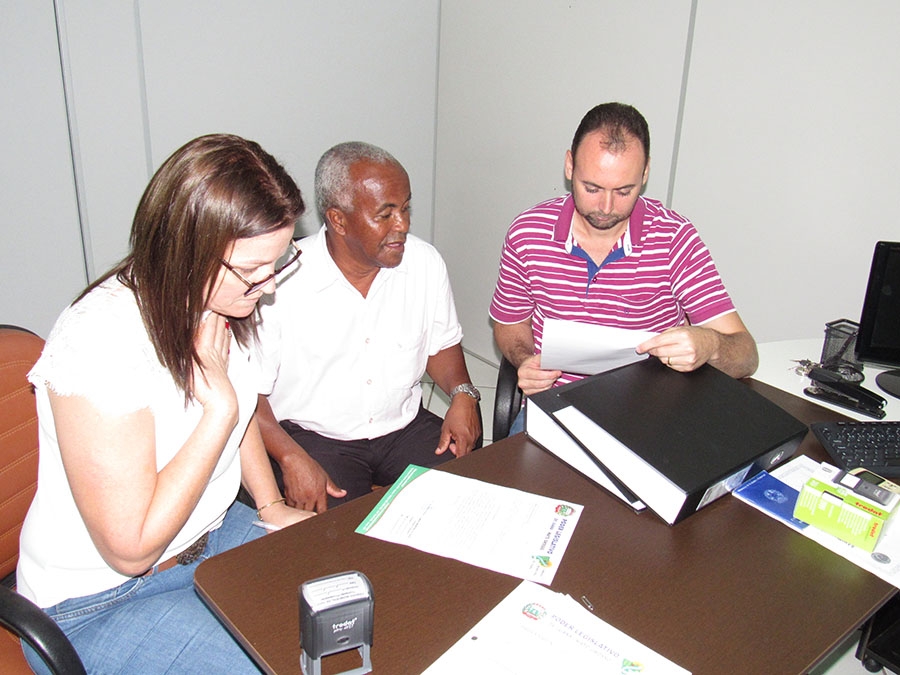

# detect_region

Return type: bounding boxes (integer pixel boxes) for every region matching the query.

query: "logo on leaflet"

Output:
[521,602,546,621]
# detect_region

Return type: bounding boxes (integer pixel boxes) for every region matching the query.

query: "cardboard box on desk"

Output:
[793,462,900,552]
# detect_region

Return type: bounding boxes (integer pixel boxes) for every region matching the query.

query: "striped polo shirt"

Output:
[489,194,735,386]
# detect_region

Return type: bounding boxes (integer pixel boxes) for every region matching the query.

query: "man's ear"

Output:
[325,207,346,235]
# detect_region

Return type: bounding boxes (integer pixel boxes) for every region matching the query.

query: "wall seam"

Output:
[52,0,93,284]
[428,0,442,246]
[133,1,154,180]
[666,0,698,209]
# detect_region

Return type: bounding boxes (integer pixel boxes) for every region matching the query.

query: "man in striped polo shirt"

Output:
[490,103,758,419]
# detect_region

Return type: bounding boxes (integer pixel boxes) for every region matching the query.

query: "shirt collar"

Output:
[554,193,645,258]
[312,224,408,295]
[302,225,342,292]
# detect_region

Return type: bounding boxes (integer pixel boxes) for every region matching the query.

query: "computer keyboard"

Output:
[810,421,900,478]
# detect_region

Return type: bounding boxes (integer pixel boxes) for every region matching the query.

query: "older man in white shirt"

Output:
[255,142,481,511]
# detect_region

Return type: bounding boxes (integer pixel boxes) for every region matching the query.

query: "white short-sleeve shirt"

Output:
[18,279,257,608]
[258,227,463,440]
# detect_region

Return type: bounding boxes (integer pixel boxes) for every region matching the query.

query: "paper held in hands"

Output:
[539,319,657,374]
[355,465,582,584]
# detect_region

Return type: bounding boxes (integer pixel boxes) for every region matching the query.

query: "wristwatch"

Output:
[450,382,481,402]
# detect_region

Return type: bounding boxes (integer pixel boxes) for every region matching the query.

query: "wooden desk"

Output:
[195,381,896,674]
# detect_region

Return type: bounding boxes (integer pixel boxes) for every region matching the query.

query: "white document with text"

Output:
[423,580,690,674]
[356,466,582,584]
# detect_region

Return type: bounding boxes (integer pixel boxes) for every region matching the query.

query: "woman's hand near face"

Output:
[192,312,238,427]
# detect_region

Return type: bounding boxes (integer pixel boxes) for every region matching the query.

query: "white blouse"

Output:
[18,279,258,608]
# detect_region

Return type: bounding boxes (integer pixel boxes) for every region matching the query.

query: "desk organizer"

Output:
[820,319,864,381]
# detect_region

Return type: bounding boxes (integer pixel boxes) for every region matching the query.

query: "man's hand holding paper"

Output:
[539,318,656,375]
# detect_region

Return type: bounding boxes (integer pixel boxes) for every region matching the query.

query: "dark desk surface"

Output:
[195,380,897,674]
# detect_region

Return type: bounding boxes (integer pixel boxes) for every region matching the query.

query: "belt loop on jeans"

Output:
[142,531,209,576]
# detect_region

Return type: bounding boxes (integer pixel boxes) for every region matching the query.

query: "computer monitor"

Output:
[855,241,900,399]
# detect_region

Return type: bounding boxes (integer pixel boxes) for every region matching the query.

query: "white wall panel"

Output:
[1,0,85,337]
[57,0,152,279]
[434,0,695,360]
[674,1,900,342]
[12,0,900,357]
[137,0,440,238]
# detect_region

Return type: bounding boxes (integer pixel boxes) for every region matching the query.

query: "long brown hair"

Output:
[81,134,304,401]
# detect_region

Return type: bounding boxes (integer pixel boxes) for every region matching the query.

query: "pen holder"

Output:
[820,319,864,382]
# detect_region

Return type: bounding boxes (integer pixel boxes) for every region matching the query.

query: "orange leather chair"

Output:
[0,325,85,674]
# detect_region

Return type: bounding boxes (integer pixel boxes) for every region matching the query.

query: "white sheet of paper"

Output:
[422,580,691,674]
[356,466,582,584]
[539,318,656,374]
[742,455,900,588]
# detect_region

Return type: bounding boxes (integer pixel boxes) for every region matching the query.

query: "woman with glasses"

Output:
[18,134,309,673]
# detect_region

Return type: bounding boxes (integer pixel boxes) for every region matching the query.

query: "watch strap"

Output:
[450,382,481,402]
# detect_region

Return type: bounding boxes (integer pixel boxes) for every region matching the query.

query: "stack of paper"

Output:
[422,580,690,674]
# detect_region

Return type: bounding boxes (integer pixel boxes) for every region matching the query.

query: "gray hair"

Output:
[314,141,400,219]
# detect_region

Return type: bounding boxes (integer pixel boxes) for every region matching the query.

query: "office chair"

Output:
[492,356,523,441]
[856,593,900,672]
[0,325,87,675]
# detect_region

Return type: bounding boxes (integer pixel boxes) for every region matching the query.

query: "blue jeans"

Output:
[23,502,265,674]
[509,406,526,436]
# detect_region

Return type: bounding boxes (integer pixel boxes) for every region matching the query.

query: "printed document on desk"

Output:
[733,455,900,588]
[356,466,582,584]
[539,318,655,374]
[422,580,690,674]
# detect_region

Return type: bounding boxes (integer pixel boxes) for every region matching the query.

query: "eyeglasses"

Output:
[221,240,302,296]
